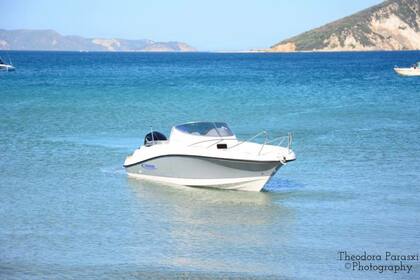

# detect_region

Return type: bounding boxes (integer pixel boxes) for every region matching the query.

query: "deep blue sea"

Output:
[1,51,419,279]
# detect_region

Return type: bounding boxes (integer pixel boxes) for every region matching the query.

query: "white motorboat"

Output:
[394,62,420,76]
[124,122,296,192]
[0,57,15,71]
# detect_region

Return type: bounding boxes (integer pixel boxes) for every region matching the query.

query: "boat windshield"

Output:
[175,122,234,137]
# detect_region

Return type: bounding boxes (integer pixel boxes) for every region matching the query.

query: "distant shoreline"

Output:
[1,49,420,54]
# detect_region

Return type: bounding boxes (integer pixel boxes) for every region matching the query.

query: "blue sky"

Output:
[0,0,383,51]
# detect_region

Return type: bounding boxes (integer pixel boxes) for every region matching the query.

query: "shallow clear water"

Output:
[1,51,419,279]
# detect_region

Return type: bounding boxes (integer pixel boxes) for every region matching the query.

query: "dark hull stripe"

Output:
[123,154,290,168]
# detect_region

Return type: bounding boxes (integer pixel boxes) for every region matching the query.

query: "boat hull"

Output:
[124,155,283,192]
[394,67,420,76]
[0,65,15,71]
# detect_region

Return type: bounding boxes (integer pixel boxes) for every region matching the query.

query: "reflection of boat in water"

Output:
[127,178,274,206]
[394,62,420,76]
[127,178,295,273]
[124,122,296,192]
[0,57,15,71]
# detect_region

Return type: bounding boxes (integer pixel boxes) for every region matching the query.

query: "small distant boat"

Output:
[0,57,15,71]
[394,62,420,76]
[124,121,296,192]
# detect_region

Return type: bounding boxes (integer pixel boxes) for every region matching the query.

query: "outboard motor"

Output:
[144,131,167,146]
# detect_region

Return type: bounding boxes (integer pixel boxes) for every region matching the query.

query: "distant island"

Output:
[0,29,196,52]
[267,0,420,52]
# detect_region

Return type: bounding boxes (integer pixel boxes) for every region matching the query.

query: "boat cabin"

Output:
[170,122,237,145]
[143,122,236,147]
[173,122,233,137]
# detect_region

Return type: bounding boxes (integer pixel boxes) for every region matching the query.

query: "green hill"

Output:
[270,0,420,51]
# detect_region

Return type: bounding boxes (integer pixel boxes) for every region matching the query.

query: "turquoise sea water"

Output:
[1,51,419,279]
